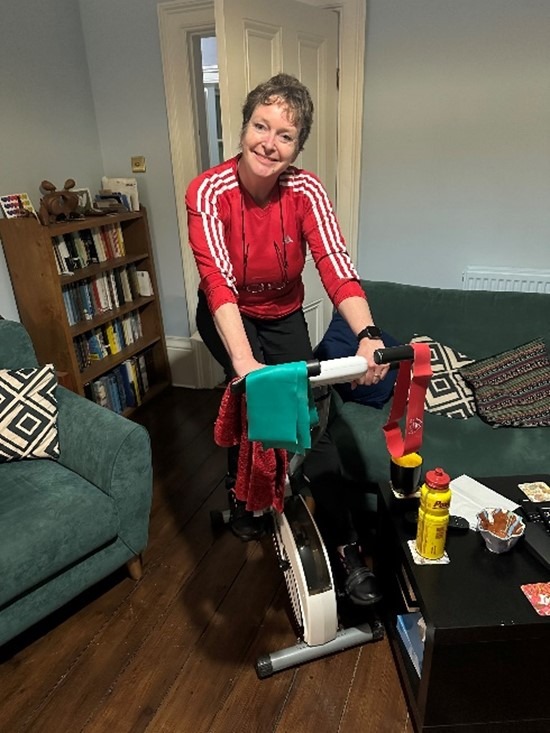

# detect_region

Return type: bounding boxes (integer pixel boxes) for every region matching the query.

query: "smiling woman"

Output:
[184,73,385,606]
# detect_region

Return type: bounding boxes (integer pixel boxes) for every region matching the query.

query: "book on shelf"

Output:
[134,270,154,297]
[107,373,124,413]
[107,271,119,309]
[124,360,141,407]
[113,369,129,411]
[80,280,94,319]
[87,328,108,360]
[120,267,134,302]
[70,232,88,267]
[91,379,110,408]
[91,228,108,262]
[53,235,74,274]
[52,237,66,274]
[105,322,120,355]
[138,353,149,393]
[78,229,100,264]
[112,268,125,304]
[118,362,136,408]
[396,612,425,676]
[73,282,89,321]
[73,334,92,372]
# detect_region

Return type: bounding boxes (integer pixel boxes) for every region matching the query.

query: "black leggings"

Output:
[196,290,358,547]
[196,289,315,377]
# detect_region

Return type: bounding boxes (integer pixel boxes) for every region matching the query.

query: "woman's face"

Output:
[240,101,300,182]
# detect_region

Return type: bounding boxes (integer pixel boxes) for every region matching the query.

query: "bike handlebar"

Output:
[373,345,414,365]
[230,346,417,395]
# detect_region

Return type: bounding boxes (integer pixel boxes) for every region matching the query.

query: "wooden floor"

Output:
[0,387,413,733]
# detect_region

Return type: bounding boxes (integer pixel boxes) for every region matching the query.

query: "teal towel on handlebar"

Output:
[245,362,319,453]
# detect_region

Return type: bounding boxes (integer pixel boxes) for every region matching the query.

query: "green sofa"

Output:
[0,319,153,646]
[330,280,550,488]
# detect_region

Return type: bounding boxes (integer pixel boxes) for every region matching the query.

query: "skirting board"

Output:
[166,334,224,389]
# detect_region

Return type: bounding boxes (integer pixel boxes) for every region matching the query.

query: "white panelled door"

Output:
[214,0,339,346]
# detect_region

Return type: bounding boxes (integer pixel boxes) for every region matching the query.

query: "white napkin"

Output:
[450,474,519,530]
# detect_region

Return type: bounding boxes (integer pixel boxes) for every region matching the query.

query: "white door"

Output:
[214,0,339,347]
[158,0,366,388]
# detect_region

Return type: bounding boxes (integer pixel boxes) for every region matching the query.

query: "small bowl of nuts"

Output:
[476,508,525,554]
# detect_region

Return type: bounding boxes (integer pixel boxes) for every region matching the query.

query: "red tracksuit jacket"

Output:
[186,155,365,318]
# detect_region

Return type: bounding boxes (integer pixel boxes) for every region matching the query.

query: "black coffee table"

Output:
[376,475,550,733]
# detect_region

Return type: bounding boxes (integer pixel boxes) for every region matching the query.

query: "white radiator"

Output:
[462,266,550,294]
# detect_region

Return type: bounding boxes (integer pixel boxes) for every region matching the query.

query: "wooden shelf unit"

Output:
[0,207,170,415]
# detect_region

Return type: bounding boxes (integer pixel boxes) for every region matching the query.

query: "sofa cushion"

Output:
[0,460,118,606]
[410,336,475,419]
[459,338,550,427]
[331,397,550,488]
[0,364,59,462]
[314,311,399,408]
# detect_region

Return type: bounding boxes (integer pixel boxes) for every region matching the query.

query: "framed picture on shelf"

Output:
[73,187,93,214]
[0,192,36,218]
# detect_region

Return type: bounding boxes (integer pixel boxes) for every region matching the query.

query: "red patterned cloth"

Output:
[214,381,287,513]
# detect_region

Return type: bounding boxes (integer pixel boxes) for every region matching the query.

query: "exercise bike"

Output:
[210,346,418,678]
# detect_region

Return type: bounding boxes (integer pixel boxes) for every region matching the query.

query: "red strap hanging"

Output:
[382,342,432,458]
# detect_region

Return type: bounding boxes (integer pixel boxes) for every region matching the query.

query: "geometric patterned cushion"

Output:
[411,336,476,419]
[459,338,550,428]
[0,364,59,462]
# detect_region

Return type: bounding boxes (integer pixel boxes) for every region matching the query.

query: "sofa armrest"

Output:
[55,386,153,553]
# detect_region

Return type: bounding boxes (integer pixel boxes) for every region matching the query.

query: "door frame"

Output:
[158,0,366,384]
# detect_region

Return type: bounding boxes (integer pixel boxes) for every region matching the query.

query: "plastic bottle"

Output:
[415,467,451,560]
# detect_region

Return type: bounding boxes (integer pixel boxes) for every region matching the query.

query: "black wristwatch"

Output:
[357,325,382,342]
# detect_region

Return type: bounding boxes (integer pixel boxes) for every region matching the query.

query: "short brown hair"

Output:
[241,73,314,152]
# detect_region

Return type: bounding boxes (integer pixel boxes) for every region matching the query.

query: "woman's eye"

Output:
[254,122,266,131]
[280,134,293,144]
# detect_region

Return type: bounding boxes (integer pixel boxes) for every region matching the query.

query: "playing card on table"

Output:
[521,583,550,616]
[518,481,550,503]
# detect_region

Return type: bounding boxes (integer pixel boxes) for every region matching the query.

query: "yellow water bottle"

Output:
[415,467,451,560]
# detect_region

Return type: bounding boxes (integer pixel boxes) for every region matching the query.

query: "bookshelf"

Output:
[0,207,171,416]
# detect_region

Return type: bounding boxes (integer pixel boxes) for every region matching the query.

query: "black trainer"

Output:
[337,543,382,606]
[227,488,265,542]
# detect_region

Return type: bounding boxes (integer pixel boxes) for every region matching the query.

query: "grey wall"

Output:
[78,0,187,337]
[358,0,550,288]
[0,0,186,337]
[0,0,103,320]
[1,1,549,333]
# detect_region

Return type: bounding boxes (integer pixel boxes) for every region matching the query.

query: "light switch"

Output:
[131,156,146,173]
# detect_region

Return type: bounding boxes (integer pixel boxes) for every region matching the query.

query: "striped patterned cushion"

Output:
[411,336,476,419]
[459,339,550,428]
[0,365,59,462]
